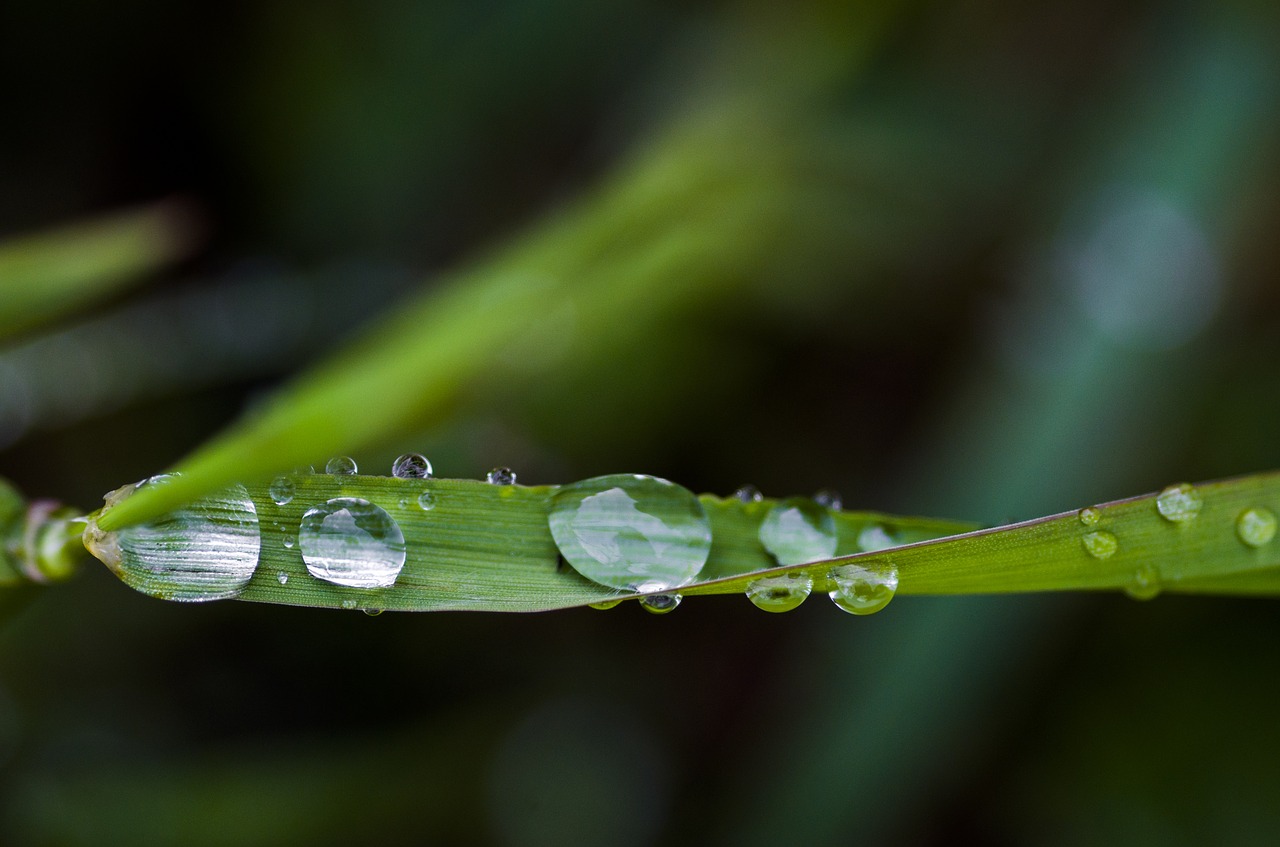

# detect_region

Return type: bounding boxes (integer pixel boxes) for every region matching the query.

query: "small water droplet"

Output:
[828,562,898,615]
[325,456,358,475]
[363,607,384,617]
[639,593,681,615]
[277,571,288,585]
[759,498,837,565]
[298,497,406,588]
[1125,564,1161,600]
[283,536,295,549]
[417,491,436,511]
[857,525,895,552]
[1156,482,1202,523]
[269,476,295,506]
[588,599,622,610]
[813,489,842,511]
[1236,507,1277,548]
[1082,530,1118,560]
[391,453,433,479]
[1078,506,1102,527]
[732,484,763,503]
[487,466,516,485]
[135,472,180,490]
[746,572,813,613]
[341,599,358,610]
[548,474,712,592]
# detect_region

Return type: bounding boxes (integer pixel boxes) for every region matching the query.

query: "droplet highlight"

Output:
[487,467,516,486]
[269,476,295,506]
[1078,506,1101,527]
[759,498,837,565]
[639,593,681,615]
[813,489,842,511]
[828,562,898,615]
[325,456,358,475]
[298,497,406,588]
[548,474,712,592]
[732,484,763,503]
[1236,507,1277,548]
[1125,564,1161,601]
[391,453,433,479]
[1082,530,1118,560]
[1156,482,1202,523]
[746,573,813,613]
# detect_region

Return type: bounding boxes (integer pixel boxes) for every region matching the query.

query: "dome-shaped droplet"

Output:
[269,476,296,506]
[417,491,436,511]
[487,467,516,486]
[85,483,261,602]
[638,593,681,615]
[391,453,433,479]
[325,456,358,475]
[548,474,712,592]
[1082,530,1118,560]
[363,607,384,617]
[1125,564,1161,600]
[1236,507,1277,548]
[283,536,295,549]
[298,497,406,588]
[341,599,358,610]
[732,484,763,503]
[1078,506,1102,527]
[746,573,813,613]
[277,571,289,585]
[588,598,623,610]
[813,489,843,511]
[828,562,898,615]
[1156,482,1201,523]
[857,525,895,553]
[759,498,837,565]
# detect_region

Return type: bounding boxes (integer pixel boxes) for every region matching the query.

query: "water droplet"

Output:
[269,476,295,506]
[363,607,384,617]
[1078,506,1102,527]
[487,466,516,486]
[298,497,406,588]
[325,456,358,475]
[813,489,842,511]
[341,599,358,610]
[1082,530,1118,560]
[277,571,288,585]
[1236,507,1277,548]
[732,484,763,503]
[283,536,295,549]
[639,593,681,615]
[1125,564,1161,600]
[417,491,436,511]
[1156,482,1202,523]
[759,498,837,565]
[391,453,433,479]
[746,572,813,613]
[135,472,180,490]
[857,525,895,552]
[548,474,712,592]
[828,562,898,615]
[86,483,261,602]
[588,599,622,610]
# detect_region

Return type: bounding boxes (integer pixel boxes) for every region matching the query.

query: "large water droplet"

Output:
[1082,530,1118,560]
[298,497,406,588]
[746,573,813,613]
[1078,506,1102,527]
[732,484,763,503]
[759,498,837,565]
[269,476,295,506]
[392,453,433,479]
[828,562,898,615]
[488,467,516,486]
[325,456,358,475]
[85,483,261,602]
[1125,564,1161,600]
[638,593,681,615]
[1236,507,1277,548]
[548,474,711,592]
[1156,482,1201,523]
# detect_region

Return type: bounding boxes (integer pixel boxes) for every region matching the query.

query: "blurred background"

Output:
[2,0,1280,843]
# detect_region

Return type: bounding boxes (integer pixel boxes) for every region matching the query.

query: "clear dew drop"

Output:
[1082,530,1118,560]
[85,483,261,602]
[391,453,433,479]
[588,598,623,610]
[1078,506,1102,527]
[746,572,813,613]
[325,456,358,475]
[341,599,357,610]
[1125,564,1161,601]
[277,571,288,585]
[638,593,681,615]
[363,608,384,617]
[828,562,898,616]
[547,474,712,592]
[732,484,763,503]
[857,525,895,553]
[1156,482,1202,523]
[298,497,406,588]
[759,498,838,565]
[1236,507,1277,548]
[813,489,842,511]
[487,466,516,485]
[417,491,436,511]
[269,476,295,506]
[283,536,295,549]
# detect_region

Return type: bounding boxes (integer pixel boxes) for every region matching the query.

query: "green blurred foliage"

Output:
[2,0,1280,844]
